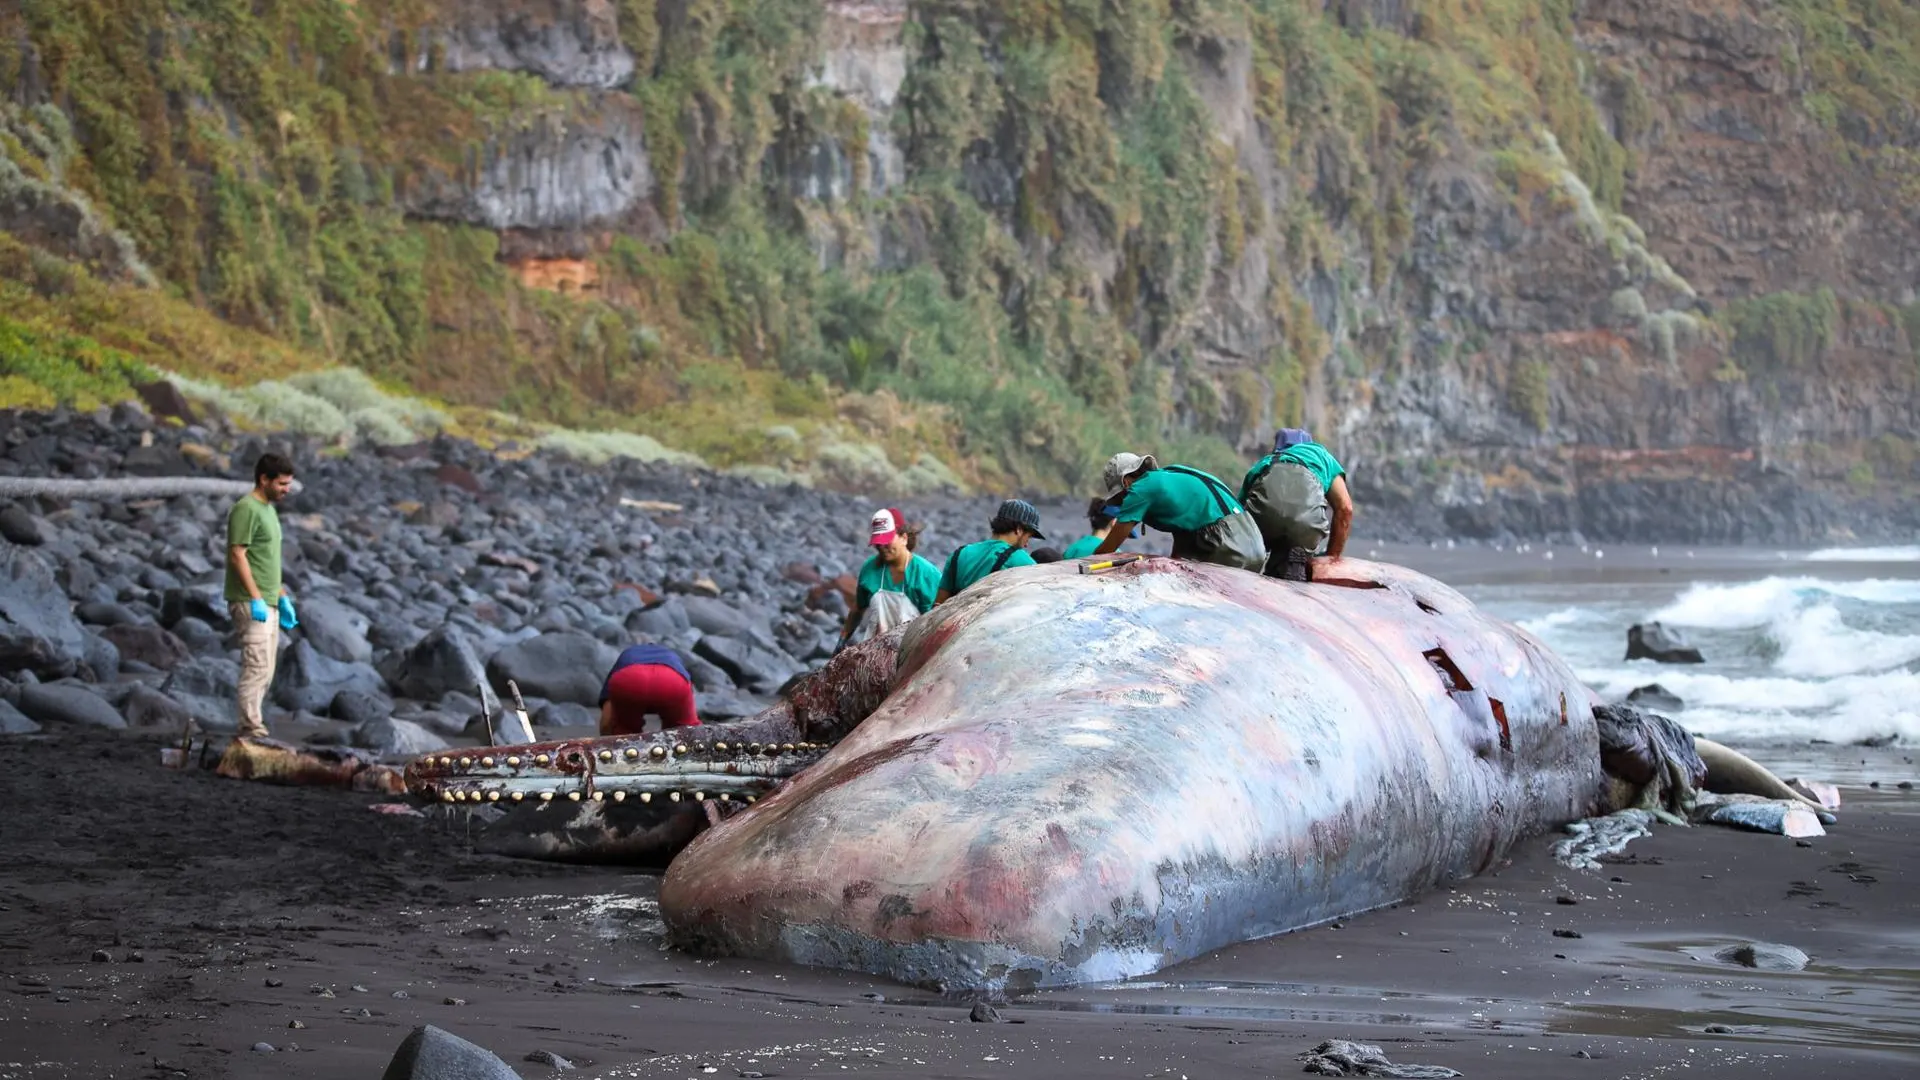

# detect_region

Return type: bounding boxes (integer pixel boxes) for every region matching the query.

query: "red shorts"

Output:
[602,664,699,735]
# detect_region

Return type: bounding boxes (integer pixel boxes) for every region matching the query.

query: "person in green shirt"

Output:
[935,499,1046,603]
[1063,496,1135,560]
[840,507,942,647]
[225,452,298,739]
[1240,428,1353,581]
[1093,452,1266,572]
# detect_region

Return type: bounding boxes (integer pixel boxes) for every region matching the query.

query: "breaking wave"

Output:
[1650,576,1920,630]
[1805,546,1920,563]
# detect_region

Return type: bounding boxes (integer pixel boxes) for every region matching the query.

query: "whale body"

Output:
[658,557,1603,990]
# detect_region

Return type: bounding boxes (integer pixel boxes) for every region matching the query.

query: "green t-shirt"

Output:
[855,552,941,616]
[938,540,1036,596]
[224,494,283,603]
[1062,533,1104,560]
[1113,467,1241,534]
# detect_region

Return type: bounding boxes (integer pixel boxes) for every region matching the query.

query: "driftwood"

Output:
[0,477,257,500]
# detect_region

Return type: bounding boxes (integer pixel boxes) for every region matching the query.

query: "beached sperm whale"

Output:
[409,557,1613,988]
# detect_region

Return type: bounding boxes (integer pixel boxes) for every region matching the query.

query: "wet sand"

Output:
[2,730,1917,1079]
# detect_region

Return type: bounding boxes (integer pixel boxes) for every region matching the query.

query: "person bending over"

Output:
[1093,453,1265,571]
[600,643,700,735]
[935,499,1046,603]
[1240,428,1354,581]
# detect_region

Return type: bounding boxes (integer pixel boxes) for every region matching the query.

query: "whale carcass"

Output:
[407,557,1609,990]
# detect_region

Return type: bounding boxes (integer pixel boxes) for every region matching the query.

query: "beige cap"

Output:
[1102,452,1157,497]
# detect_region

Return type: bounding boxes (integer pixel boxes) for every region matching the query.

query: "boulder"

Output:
[80,630,120,681]
[384,625,498,713]
[1624,683,1685,713]
[0,547,87,678]
[273,640,386,714]
[696,689,771,722]
[330,688,394,728]
[121,684,196,731]
[169,615,224,656]
[135,379,198,425]
[484,631,617,708]
[1625,622,1705,664]
[0,697,40,734]
[18,682,126,730]
[678,595,781,652]
[75,601,141,627]
[1713,942,1809,972]
[352,718,450,759]
[160,656,242,732]
[380,1024,520,1080]
[98,624,192,670]
[298,595,373,664]
[0,504,49,546]
[693,634,801,695]
[532,701,596,731]
[160,586,227,629]
[624,597,692,641]
[678,650,734,693]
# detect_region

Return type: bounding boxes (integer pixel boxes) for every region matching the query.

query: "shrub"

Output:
[537,429,706,467]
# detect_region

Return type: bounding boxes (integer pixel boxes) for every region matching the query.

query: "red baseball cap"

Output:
[869,507,903,546]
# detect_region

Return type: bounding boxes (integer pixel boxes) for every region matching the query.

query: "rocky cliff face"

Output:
[2,0,1915,541]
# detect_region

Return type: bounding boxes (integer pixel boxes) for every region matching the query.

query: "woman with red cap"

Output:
[839,507,941,648]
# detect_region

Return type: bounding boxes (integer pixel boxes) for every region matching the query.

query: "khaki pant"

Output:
[229,602,278,738]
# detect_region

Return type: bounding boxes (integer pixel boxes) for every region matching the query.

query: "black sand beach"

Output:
[2,730,1915,1079]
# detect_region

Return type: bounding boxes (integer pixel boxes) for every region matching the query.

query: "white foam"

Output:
[1518,607,1586,635]
[1805,546,1920,563]
[1651,576,1920,629]
[1582,665,1920,744]
[1772,603,1920,678]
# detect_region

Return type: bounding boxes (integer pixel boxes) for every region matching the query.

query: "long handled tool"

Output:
[503,680,537,745]
[1078,553,1146,575]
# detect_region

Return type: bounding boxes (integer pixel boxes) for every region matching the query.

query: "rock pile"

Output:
[0,400,1008,753]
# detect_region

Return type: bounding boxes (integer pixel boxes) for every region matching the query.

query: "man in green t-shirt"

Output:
[1240,428,1354,581]
[935,499,1045,603]
[225,453,298,738]
[1063,496,1134,560]
[840,507,942,647]
[1092,453,1266,572]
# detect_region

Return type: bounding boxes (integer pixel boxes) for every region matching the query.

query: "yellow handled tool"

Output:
[1078,553,1145,575]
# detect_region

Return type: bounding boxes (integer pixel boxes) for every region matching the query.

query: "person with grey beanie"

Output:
[1092,452,1266,572]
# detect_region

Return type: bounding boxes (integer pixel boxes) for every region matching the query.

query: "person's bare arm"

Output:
[1093,522,1135,557]
[228,544,262,601]
[933,588,952,606]
[1326,475,1354,560]
[598,700,615,737]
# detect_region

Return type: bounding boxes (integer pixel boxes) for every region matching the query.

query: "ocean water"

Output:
[1381,543,1920,747]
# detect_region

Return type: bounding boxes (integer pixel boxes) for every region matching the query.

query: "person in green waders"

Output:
[934,499,1045,603]
[1092,453,1266,571]
[839,507,940,647]
[1063,496,1136,560]
[1240,428,1353,582]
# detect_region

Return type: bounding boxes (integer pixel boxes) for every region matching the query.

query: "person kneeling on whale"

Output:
[935,499,1045,604]
[1240,428,1353,582]
[600,643,701,736]
[1093,453,1266,571]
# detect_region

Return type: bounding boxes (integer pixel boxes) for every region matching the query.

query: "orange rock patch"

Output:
[510,257,600,295]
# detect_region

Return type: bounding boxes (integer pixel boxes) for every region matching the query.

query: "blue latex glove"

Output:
[277,595,299,630]
[248,598,270,623]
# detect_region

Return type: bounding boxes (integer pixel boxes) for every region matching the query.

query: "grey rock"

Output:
[386,625,498,713]
[75,601,140,627]
[330,688,393,727]
[159,586,226,629]
[18,682,126,729]
[0,547,87,678]
[1626,622,1705,664]
[1624,683,1684,713]
[352,717,450,758]
[1713,942,1809,972]
[485,631,617,708]
[693,634,801,695]
[695,689,771,722]
[523,1049,575,1070]
[273,640,385,713]
[121,684,195,730]
[379,1024,521,1080]
[0,696,40,734]
[532,701,595,730]
[678,595,780,652]
[678,650,734,693]
[0,504,49,545]
[98,624,192,670]
[160,656,241,731]
[81,630,120,680]
[170,616,224,655]
[624,597,690,639]
[298,595,373,664]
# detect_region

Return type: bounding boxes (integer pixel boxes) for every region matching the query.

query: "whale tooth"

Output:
[458,757,472,768]
[506,755,522,767]
[649,746,666,760]
[746,795,756,804]
[781,743,795,753]
[534,753,552,766]
[624,748,639,761]
[568,791,582,802]
[441,790,455,803]
[669,791,682,803]
[612,790,626,802]
[597,750,613,763]
[539,792,553,802]
[437,757,453,768]
[511,791,524,802]
[717,793,730,802]
[692,791,705,801]
[480,757,495,768]
[715,742,728,752]
[639,792,652,803]
[673,744,688,756]
[486,790,500,802]
[591,791,605,802]
[749,743,763,753]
